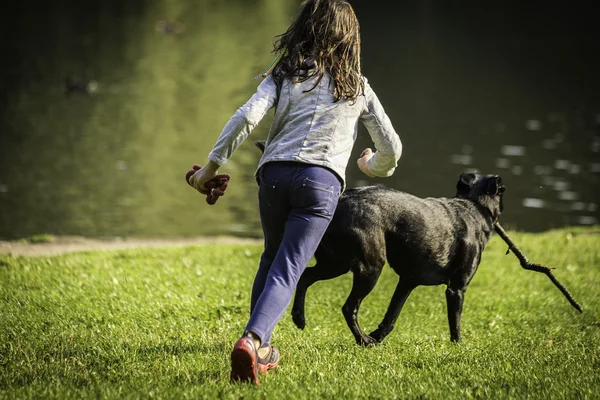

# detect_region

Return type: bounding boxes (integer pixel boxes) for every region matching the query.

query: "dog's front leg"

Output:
[445,287,465,342]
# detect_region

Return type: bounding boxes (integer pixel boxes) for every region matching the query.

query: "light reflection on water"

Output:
[450,112,599,228]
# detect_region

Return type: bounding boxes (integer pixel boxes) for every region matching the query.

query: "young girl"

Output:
[188,0,402,385]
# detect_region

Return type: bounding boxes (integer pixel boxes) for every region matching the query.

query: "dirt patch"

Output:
[0,236,262,257]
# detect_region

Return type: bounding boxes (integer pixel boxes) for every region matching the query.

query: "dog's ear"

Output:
[486,175,504,195]
[456,173,476,193]
[254,140,266,154]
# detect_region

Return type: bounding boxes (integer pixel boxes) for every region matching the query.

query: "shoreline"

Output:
[0,236,263,257]
[2,228,598,257]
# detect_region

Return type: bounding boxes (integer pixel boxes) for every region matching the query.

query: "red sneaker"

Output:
[230,337,260,385]
[258,346,280,374]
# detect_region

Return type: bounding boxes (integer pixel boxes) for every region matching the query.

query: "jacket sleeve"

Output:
[359,79,403,177]
[208,75,278,166]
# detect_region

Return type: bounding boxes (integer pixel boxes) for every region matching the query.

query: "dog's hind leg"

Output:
[342,268,383,346]
[445,286,466,342]
[369,282,415,343]
[291,261,349,329]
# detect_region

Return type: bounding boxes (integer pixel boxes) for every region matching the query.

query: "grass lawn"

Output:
[1,227,599,399]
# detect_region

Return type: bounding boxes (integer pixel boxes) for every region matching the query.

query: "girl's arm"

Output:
[358,79,403,177]
[189,75,278,193]
[208,75,278,166]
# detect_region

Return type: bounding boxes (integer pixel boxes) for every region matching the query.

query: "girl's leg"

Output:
[248,163,292,345]
[250,173,289,314]
[245,164,341,343]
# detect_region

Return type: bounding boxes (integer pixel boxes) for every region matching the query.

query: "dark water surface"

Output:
[1,1,599,240]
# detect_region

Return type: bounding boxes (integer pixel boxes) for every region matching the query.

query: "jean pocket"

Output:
[298,177,336,217]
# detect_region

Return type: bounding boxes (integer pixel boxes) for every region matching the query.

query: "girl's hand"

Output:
[185,164,204,192]
[186,161,220,194]
[357,148,376,178]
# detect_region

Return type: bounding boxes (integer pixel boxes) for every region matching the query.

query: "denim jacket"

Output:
[208,73,402,189]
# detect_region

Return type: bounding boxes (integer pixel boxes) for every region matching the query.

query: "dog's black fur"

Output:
[255,141,505,345]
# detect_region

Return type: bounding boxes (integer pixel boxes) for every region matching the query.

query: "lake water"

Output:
[1,1,598,240]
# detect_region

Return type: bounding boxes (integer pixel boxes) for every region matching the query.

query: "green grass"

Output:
[1,227,599,399]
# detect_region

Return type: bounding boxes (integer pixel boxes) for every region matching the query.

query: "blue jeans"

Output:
[245,162,342,344]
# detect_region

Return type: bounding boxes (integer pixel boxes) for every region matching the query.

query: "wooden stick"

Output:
[494,223,583,313]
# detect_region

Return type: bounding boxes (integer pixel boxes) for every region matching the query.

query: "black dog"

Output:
[255,141,505,345]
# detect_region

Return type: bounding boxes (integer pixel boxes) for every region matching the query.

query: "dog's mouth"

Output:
[492,176,505,196]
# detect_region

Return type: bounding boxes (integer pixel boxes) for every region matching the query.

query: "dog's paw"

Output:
[357,335,378,347]
[291,310,306,330]
[368,328,385,343]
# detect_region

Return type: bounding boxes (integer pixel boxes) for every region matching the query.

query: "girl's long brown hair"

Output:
[272,0,363,102]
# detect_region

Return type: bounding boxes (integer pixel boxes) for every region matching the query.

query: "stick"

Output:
[494,223,583,313]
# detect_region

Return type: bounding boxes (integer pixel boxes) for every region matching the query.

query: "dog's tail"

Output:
[254,140,266,154]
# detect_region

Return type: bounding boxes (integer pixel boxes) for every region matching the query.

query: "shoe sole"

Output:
[230,342,259,385]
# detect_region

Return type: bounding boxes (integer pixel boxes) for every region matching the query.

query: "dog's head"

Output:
[456,173,505,222]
